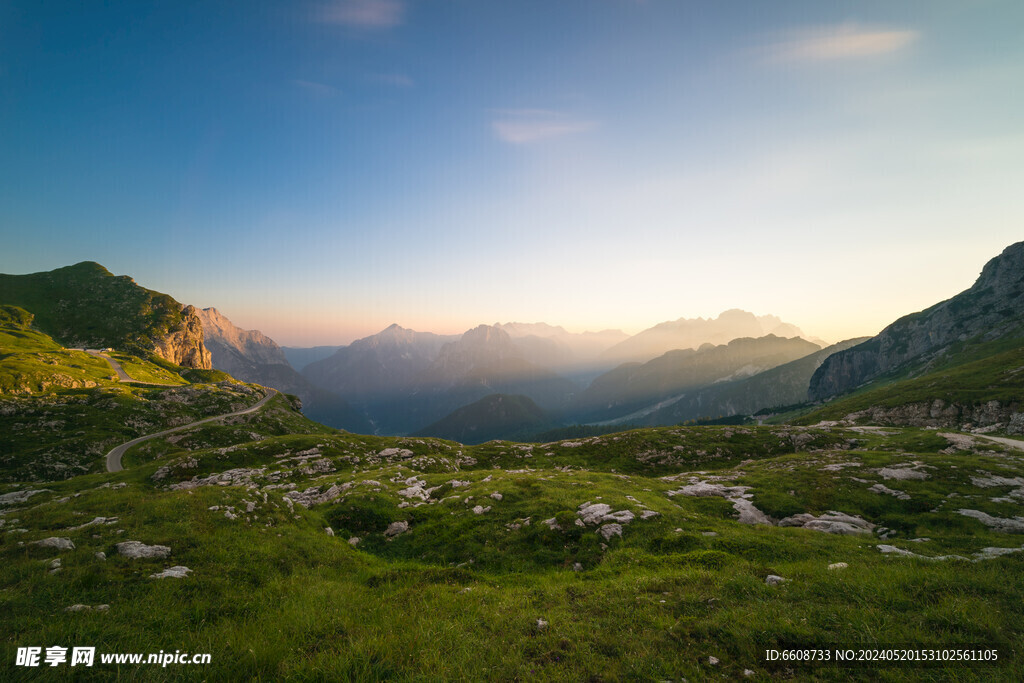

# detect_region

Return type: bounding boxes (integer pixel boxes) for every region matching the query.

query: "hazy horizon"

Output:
[3,1,1022,346]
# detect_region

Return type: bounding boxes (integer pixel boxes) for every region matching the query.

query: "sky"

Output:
[2,0,1023,346]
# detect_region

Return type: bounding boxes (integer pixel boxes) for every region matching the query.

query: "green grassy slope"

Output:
[0,262,186,356]
[0,310,311,481]
[794,337,1024,427]
[1,423,1022,680]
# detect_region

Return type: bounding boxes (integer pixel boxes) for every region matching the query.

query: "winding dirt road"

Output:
[82,349,178,385]
[105,388,278,472]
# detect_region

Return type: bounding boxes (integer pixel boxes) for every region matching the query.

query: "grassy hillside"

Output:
[2,422,1022,679]
[795,337,1024,429]
[0,311,320,481]
[0,262,187,356]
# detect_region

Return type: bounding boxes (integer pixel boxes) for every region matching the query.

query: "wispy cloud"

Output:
[318,0,404,29]
[491,109,597,144]
[762,23,918,63]
[293,79,339,97]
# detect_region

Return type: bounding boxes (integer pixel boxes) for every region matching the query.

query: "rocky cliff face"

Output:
[152,305,212,369]
[197,307,288,373]
[809,241,1024,401]
[832,400,1024,434]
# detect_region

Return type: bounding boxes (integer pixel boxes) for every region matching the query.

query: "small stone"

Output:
[743,669,756,677]
[490,492,503,501]
[95,551,106,561]
[384,521,409,537]
[572,562,583,572]
[324,527,334,537]
[828,562,848,571]
[536,618,548,630]
[348,537,360,546]
[708,656,719,665]
[150,566,191,579]
[472,505,491,515]
[701,531,717,537]
[598,523,622,540]
[116,541,171,559]
[765,575,787,586]
[35,537,75,551]
[65,604,91,612]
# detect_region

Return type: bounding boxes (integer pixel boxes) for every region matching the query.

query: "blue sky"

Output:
[2,0,1023,345]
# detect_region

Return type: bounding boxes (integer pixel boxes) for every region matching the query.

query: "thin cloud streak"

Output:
[491,110,597,144]
[319,0,404,29]
[762,23,918,63]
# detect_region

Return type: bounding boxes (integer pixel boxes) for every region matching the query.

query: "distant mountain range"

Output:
[1,260,870,441]
[600,309,823,364]
[572,334,822,424]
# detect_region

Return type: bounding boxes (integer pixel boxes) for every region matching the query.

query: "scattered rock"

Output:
[384,521,409,537]
[701,531,717,537]
[765,575,788,586]
[285,484,347,508]
[956,509,1024,533]
[116,541,171,559]
[35,537,75,551]
[572,562,583,572]
[598,523,623,540]
[878,467,928,481]
[779,512,874,536]
[150,566,191,579]
[348,537,361,547]
[489,492,503,501]
[868,483,911,500]
[472,505,491,515]
[324,527,334,537]
[0,489,51,506]
[68,516,119,531]
[48,558,62,573]
[95,551,106,561]
[541,517,561,531]
[828,562,848,570]
[822,462,861,472]
[640,510,660,520]
[536,618,548,630]
[65,604,110,612]
[732,499,772,525]
[708,656,719,666]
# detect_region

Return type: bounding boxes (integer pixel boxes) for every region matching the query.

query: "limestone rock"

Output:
[150,566,191,579]
[152,305,212,369]
[116,541,171,559]
[35,537,75,551]
[779,511,874,536]
[385,521,409,537]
